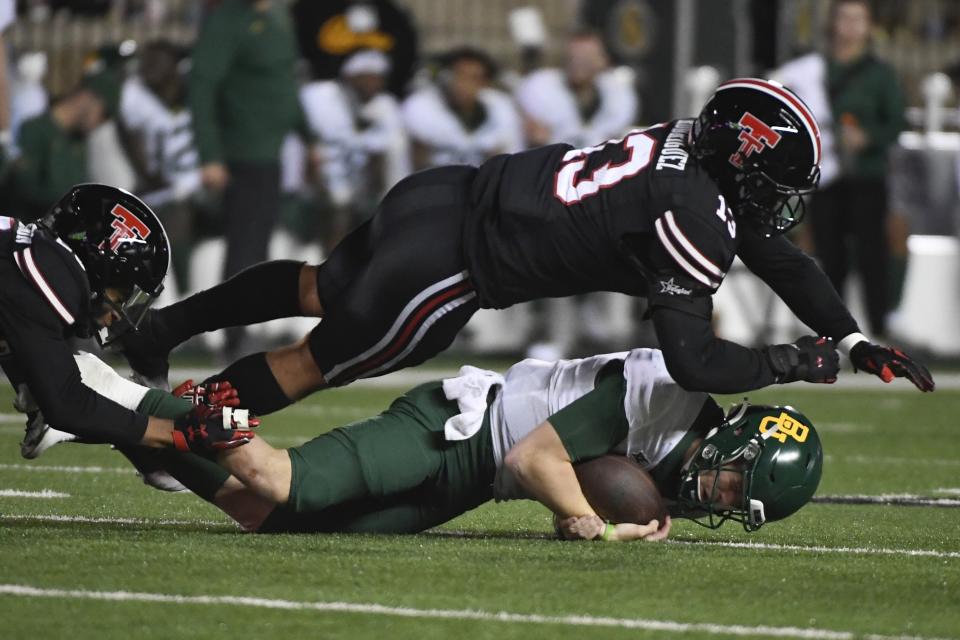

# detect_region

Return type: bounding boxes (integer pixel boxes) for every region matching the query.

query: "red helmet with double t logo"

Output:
[691,78,822,236]
[41,183,170,338]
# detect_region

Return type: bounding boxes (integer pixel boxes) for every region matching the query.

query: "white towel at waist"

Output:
[442,365,504,441]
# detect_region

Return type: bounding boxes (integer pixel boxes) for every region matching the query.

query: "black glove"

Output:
[849,341,935,392]
[765,336,839,384]
[172,406,259,454]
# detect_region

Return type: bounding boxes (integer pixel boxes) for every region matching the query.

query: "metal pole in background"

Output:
[671,0,696,118]
[732,0,752,76]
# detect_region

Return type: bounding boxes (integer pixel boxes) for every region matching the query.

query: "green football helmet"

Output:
[675,402,823,531]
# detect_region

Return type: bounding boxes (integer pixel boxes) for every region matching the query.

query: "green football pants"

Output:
[260,381,497,534]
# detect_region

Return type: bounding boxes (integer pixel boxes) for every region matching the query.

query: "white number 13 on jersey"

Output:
[554,131,657,205]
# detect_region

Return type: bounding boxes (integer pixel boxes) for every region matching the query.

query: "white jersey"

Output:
[119,77,201,205]
[515,67,637,147]
[300,80,411,206]
[0,0,14,31]
[402,84,523,167]
[441,349,710,501]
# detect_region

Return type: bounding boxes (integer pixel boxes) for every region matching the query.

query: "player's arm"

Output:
[737,227,933,390]
[70,352,254,452]
[1,300,246,449]
[503,421,595,519]
[504,369,660,541]
[643,209,838,392]
[0,295,153,444]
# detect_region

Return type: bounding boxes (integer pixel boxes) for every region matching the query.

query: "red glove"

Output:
[173,379,240,413]
[172,406,259,454]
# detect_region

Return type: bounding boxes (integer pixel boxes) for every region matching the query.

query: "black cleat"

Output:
[112,309,173,391]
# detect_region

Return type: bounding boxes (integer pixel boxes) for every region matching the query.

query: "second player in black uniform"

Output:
[0,184,255,457]
[117,78,933,416]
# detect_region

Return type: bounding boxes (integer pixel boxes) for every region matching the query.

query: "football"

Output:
[574,455,668,524]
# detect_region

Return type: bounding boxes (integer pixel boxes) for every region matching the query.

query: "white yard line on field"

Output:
[6,514,958,561]
[0,463,132,475]
[0,584,952,640]
[0,489,69,498]
[0,513,231,528]
[812,494,960,507]
[824,454,960,467]
[665,539,960,560]
[814,422,874,434]
[934,488,960,495]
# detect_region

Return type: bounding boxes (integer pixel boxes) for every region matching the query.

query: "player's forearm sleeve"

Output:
[74,352,149,410]
[737,230,860,339]
[137,389,192,420]
[653,306,778,393]
[548,369,630,462]
[74,354,190,419]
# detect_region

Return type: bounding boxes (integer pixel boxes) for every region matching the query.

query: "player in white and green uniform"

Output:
[53,347,821,540]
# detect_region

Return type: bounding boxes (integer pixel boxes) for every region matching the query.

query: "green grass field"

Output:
[1,372,958,640]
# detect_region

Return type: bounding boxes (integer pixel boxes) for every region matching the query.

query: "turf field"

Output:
[0,368,958,640]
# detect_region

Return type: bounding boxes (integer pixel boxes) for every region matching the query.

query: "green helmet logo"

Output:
[676,402,823,531]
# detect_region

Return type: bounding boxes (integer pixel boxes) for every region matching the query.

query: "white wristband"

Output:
[838,332,869,356]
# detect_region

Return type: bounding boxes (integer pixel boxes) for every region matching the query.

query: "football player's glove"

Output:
[172,406,258,454]
[849,342,935,392]
[172,379,240,412]
[764,336,839,384]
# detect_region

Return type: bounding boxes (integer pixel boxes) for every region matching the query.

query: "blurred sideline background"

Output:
[2,0,959,364]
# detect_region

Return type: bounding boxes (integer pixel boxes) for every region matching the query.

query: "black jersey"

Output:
[462,119,860,392]
[464,119,857,335]
[465,119,736,309]
[0,216,148,444]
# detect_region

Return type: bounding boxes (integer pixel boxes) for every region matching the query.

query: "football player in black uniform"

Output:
[0,184,255,455]
[117,78,934,417]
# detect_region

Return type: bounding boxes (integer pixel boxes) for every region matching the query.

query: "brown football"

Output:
[574,455,668,524]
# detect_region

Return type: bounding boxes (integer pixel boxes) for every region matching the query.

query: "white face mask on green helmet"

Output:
[676,402,823,532]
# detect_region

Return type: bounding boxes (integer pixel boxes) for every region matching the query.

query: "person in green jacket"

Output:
[189,0,311,357]
[810,0,906,337]
[6,69,119,220]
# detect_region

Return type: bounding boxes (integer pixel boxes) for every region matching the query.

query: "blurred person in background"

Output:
[9,52,49,153]
[402,47,523,169]
[189,0,313,359]
[516,29,637,149]
[4,68,118,221]
[84,42,139,192]
[120,39,204,293]
[514,29,639,359]
[808,0,906,338]
[0,0,14,157]
[300,48,410,251]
